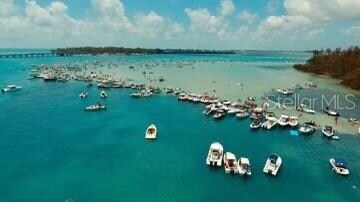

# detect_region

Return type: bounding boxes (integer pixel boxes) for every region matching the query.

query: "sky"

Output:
[0,0,359,50]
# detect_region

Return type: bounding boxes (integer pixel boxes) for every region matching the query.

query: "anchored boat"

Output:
[206,142,224,167]
[145,124,157,140]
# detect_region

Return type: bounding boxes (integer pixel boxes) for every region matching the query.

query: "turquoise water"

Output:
[0,52,359,202]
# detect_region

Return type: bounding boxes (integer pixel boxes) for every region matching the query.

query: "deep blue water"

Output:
[0,52,359,202]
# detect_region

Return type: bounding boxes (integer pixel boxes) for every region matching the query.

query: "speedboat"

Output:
[227,107,241,115]
[278,115,289,126]
[206,142,224,167]
[277,88,293,95]
[177,93,188,101]
[263,154,282,176]
[250,119,261,129]
[329,158,350,176]
[300,104,316,114]
[79,91,88,99]
[289,116,299,127]
[223,152,239,174]
[213,110,225,120]
[100,90,107,98]
[1,85,22,93]
[261,117,278,130]
[238,157,251,176]
[203,108,215,116]
[236,112,250,119]
[299,121,317,134]
[84,103,106,111]
[145,124,157,140]
[165,87,174,94]
[324,107,339,116]
[322,126,336,138]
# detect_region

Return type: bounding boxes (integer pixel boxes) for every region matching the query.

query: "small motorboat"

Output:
[250,119,261,129]
[84,103,106,111]
[261,117,278,130]
[277,88,294,95]
[299,121,317,134]
[299,104,316,114]
[324,107,339,116]
[145,124,157,140]
[289,116,299,127]
[165,87,174,94]
[322,126,336,138]
[223,152,239,174]
[79,91,88,99]
[238,157,251,176]
[1,84,22,93]
[236,112,250,119]
[227,107,241,115]
[263,153,282,176]
[177,93,188,101]
[206,142,224,167]
[329,158,350,176]
[100,90,108,98]
[213,110,225,120]
[278,115,289,126]
[203,108,215,116]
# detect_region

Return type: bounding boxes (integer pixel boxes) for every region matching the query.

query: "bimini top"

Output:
[269,154,279,164]
[210,142,223,151]
[335,158,347,168]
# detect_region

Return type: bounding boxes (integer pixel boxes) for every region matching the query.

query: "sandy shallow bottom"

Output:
[79,60,359,135]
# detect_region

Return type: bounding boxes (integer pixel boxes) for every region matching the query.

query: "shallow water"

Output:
[0,52,359,202]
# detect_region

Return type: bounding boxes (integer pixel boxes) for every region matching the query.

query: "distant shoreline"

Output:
[51,47,236,55]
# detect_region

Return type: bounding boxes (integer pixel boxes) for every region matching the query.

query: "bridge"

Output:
[0,52,73,58]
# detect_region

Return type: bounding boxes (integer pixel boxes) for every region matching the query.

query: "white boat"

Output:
[299,121,317,134]
[177,93,188,101]
[289,116,299,127]
[1,85,22,93]
[262,117,278,130]
[223,152,239,174]
[84,103,106,111]
[206,142,224,167]
[263,154,282,176]
[329,158,350,176]
[238,157,251,176]
[227,107,241,114]
[278,115,289,126]
[324,107,339,116]
[100,90,107,98]
[277,88,293,95]
[145,124,157,140]
[300,104,316,114]
[322,126,335,138]
[213,110,225,119]
[236,112,250,119]
[79,91,88,99]
[250,120,261,129]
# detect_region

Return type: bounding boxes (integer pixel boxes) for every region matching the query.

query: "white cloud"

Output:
[220,0,235,16]
[238,10,258,24]
[134,11,166,38]
[185,8,226,34]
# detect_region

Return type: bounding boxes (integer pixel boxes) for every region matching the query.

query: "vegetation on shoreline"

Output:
[51,47,235,55]
[294,46,360,90]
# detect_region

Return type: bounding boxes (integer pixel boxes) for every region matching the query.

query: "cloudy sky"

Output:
[0,0,359,50]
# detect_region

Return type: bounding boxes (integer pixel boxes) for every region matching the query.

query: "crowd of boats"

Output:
[206,142,350,176]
